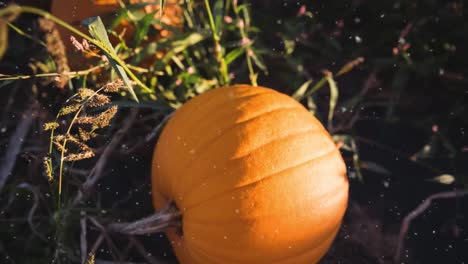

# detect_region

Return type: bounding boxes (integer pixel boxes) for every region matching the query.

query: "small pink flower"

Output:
[82,39,90,50]
[175,79,182,86]
[70,36,83,51]
[187,67,194,74]
[336,20,344,28]
[402,43,411,51]
[392,47,399,55]
[224,16,233,24]
[229,72,235,79]
[247,49,253,57]
[101,55,109,63]
[297,5,307,17]
[240,37,251,46]
[432,124,439,133]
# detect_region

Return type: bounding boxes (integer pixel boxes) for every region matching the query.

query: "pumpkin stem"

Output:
[108,202,182,235]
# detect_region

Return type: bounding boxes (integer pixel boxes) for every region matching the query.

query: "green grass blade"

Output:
[324,74,339,129]
[292,79,312,100]
[0,19,8,60]
[85,16,139,102]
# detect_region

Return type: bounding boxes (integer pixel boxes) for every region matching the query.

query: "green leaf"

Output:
[132,42,158,65]
[283,39,295,55]
[160,0,166,19]
[171,32,206,54]
[241,5,251,29]
[110,8,131,30]
[133,11,157,47]
[250,49,267,73]
[213,0,224,34]
[324,74,339,128]
[333,134,362,181]
[306,96,317,114]
[225,47,246,65]
[84,16,139,102]
[85,16,113,48]
[360,161,391,175]
[292,80,312,100]
[0,20,8,60]
[0,5,21,60]
[155,32,206,68]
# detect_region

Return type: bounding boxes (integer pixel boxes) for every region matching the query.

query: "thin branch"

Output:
[88,217,125,262]
[0,65,105,81]
[145,112,174,142]
[80,211,87,264]
[72,108,138,206]
[128,236,165,264]
[0,101,38,191]
[203,0,229,84]
[16,183,48,242]
[395,189,468,263]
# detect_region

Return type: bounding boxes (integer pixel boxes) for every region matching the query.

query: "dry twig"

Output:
[72,108,138,206]
[16,182,48,242]
[81,211,87,264]
[0,101,38,191]
[128,236,165,264]
[395,189,468,263]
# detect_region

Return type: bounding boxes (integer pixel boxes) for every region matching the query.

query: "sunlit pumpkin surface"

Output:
[152,85,349,264]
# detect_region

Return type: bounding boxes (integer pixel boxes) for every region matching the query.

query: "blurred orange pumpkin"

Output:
[152,85,349,263]
[50,0,182,69]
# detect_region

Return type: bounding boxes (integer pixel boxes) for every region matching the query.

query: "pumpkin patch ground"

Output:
[0,0,467,263]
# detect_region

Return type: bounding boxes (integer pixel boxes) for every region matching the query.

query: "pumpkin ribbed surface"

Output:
[152,85,349,264]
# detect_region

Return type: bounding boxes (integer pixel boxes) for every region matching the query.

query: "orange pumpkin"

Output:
[152,85,349,263]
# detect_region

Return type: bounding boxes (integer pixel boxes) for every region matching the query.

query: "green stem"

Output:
[8,22,46,47]
[245,51,257,86]
[203,0,229,85]
[0,5,152,94]
[52,85,108,208]
[0,65,105,80]
[58,139,66,207]
[302,77,327,100]
[232,1,257,86]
